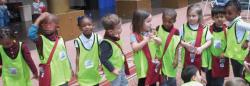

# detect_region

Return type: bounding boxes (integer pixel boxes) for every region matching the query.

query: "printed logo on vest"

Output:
[214,40,222,49]
[59,51,67,61]
[9,67,17,75]
[84,59,94,69]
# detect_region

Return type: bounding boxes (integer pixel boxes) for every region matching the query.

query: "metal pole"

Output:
[247,0,250,20]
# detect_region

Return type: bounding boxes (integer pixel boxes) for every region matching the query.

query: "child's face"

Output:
[41,20,57,35]
[143,14,152,32]
[108,22,122,38]
[34,0,40,2]
[225,6,240,21]
[187,10,199,25]
[212,13,225,27]
[192,71,202,82]
[79,18,93,36]
[163,16,175,29]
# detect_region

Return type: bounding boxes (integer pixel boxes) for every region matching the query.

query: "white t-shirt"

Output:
[228,16,250,42]
[74,33,102,50]
[181,81,203,86]
[179,23,213,41]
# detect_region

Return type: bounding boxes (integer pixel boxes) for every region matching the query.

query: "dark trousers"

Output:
[138,78,156,86]
[231,59,243,77]
[206,70,224,86]
[160,76,176,86]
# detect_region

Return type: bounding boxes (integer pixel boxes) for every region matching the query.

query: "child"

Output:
[28,12,72,86]
[32,0,46,21]
[0,0,10,27]
[181,65,203,86]
[225,77,248,86]
[130,10,162,86]
[100,14,128,86]
[207,6,229,86]
[180,4,212,76]
[224,0,250,77]
[156,8,180,86]
[0,27,38,86]
[74,16,102,86]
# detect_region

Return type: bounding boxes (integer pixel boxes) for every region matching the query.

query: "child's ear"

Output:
[191,75,196,81]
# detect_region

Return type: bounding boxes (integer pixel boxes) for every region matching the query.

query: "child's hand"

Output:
[112,68,120,75]
[35,12,50,25]
[38,12,49,20]
[186,44,196,53]
[172,60,178,68]
[195,47,203,55]
[200,71,207,85]
[242,40,248,50]
[244,61,250,72]
[248,41,250,49]
[220,53,225,58]
[143,36,150,42]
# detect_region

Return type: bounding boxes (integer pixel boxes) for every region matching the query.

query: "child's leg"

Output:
[111,67,128,86]
[206,70,212,86]
[120,68,128,86]
[231,59,243,77]
[138,78,146,86]
[211,77,224,86]
[160,76,168,86]
[138,78,156,86]
[111,72,122,86]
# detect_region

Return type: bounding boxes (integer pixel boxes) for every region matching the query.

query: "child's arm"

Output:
[21,43,38,79]
[180,40,194,52]
[152,36,162,45]
[100,41,119,75]
[131,35,151,52]
[196,40,212,55]
[173,43,181,68]
[28,12,49,41]
[237,21,250,31]
[196,29,213,54]
[244,61,250,72]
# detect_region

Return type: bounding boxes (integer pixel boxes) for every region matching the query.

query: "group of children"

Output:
[1,0,250,86]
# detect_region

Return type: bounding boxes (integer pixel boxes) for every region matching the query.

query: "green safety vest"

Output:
[102,39,125,81]
[157,25,181,77]
[224,20,248,64]
[0,42,32,86]
[208,26,227,69]
[133,34,158,78]
[181,24,210,68]
[75,34,101,86]
[40,35,72,86]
